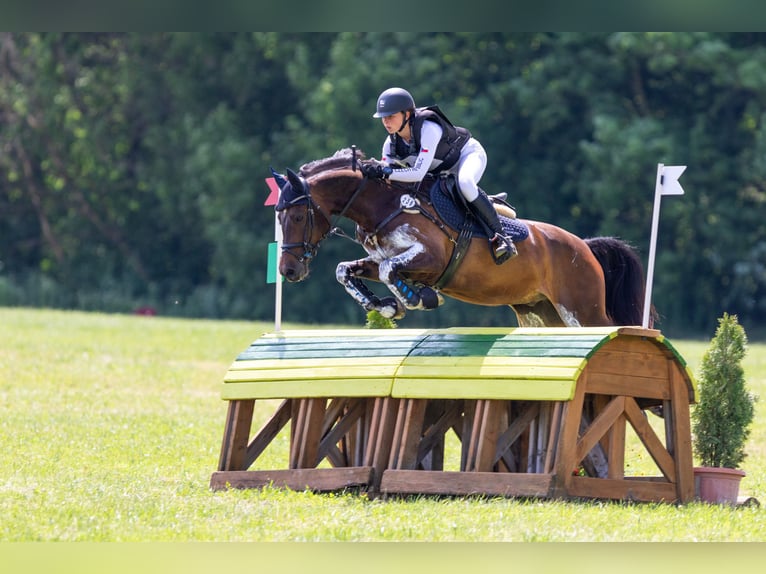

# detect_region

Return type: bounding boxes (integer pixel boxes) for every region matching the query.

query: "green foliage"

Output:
[364,309,397,329]
[692,313,757,468]
[2,33,766,335]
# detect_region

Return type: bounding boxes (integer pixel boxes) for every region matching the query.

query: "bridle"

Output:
[277,170,370,265]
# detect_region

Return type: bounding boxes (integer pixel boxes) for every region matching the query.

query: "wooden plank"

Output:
[575,396,625,465]
[543,402,563,474]
[389,399,428,470]
[474,400,504,471]
[243,399,292,469]
[290,398,326,469]
[585,350,670,380]
[607,413,626,480]
[366,397,400,485]
[668,361,695,502]
[216,399,255,471]
[397,355,586,369]
[416,400,463,470]
[396,361,583,379]
[226,357,405,373]
[623,396,676,481]
[321,398,351,437]
[534,402,551,474]
[237,331,428,351]
[221,378,394,400]
[566,475,679,502]
[410,338,606,359]
[210,467,374,492]
[391,378,577,401]
[614,327,661,338]
[464,399,487,472]
[494,402,539,465]
[316,398,366,466]
[551,372,588,498]
[584,372,670,400]
[380,470,554,498]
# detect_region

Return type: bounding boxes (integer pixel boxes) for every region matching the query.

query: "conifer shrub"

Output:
[691,313,757,469]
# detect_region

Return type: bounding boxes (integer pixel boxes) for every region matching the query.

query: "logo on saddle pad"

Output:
[400,194,420,214]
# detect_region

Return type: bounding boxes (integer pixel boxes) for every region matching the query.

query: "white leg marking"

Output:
[555,304,582,327]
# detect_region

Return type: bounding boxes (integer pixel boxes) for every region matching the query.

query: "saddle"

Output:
[428,176,529,242]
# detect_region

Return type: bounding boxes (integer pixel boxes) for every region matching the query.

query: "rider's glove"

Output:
[361,163,392,179]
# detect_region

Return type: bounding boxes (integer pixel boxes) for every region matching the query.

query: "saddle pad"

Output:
[430,179,529,241]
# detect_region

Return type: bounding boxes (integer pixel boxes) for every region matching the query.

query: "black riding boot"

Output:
[468,192,518,264]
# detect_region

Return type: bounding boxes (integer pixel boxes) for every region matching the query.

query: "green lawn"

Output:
[2,307,766,543]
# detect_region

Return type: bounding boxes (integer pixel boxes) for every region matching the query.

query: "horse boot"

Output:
[468,192,518,264]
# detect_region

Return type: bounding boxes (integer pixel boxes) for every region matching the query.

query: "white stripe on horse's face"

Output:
[369,225,425,283]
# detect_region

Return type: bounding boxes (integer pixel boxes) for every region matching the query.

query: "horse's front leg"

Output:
[378,247,444,313]
[336,258,404,319]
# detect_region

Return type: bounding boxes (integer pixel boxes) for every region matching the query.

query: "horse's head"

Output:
[273,148,393,282]
[273,167,332,282]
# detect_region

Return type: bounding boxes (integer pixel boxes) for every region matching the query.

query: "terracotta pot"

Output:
[693,466,746,504]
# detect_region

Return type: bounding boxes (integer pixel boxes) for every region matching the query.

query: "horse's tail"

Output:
[585,237,657,327]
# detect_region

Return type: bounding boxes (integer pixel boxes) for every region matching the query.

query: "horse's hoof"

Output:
[420,287,442,310]
[378,297,405,320]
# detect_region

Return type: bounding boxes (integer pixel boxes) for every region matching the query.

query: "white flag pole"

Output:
[642,163,686,329]
[274,210,283,333]
[642,164,664,328]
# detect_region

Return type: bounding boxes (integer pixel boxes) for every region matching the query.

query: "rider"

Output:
[366,86,517,263]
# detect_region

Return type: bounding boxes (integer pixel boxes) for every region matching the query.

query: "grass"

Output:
[2,307,766,544]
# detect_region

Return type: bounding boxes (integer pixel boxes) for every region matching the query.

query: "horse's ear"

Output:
[270,167,288,190]
[286,168,303,190]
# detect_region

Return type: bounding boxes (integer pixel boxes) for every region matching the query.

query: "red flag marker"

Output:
[264,177,280,206]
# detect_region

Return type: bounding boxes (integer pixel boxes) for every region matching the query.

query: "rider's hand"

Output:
[361,162,392,179]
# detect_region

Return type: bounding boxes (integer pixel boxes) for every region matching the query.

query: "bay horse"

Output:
[273,148,651,328]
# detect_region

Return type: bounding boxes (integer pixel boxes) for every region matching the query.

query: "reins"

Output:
[279,163,456,266]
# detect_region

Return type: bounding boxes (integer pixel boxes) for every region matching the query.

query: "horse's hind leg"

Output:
[512,301,569,327]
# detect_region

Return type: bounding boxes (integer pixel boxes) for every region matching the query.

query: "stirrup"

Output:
[490,235,517,265]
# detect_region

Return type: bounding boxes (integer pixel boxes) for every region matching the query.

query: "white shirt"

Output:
[381,120,444,183]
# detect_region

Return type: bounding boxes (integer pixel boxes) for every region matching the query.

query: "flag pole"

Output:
[642,164,664,329]
[273,210,283,332]
[264,176,283,333]
[642,163,686,329]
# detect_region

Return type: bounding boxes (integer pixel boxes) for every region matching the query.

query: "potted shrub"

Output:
[691,313,757,504]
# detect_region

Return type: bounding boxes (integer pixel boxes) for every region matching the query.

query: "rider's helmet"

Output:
[373,87,416,118]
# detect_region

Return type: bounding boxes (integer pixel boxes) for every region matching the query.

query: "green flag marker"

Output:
[266,242,282,284]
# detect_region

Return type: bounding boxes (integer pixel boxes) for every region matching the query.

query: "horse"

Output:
[272,148,652,328]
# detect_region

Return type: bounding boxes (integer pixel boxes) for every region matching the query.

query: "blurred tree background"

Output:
[1,32,765,338]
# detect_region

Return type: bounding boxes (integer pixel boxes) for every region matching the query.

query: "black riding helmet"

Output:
[373,87,415,118]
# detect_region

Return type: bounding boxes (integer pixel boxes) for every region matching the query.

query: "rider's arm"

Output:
[385,121,443,183]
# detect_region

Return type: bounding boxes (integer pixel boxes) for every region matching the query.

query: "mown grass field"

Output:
[2,307,766,547]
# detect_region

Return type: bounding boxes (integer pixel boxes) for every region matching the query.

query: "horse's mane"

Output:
[299,148,368,178]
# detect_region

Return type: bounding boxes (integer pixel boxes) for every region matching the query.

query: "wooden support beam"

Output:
[216,399,255,471]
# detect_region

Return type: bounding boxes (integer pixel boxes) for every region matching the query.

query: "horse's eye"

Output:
[293,213,305,223]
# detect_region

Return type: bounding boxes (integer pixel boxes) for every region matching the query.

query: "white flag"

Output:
[660,165,686,196]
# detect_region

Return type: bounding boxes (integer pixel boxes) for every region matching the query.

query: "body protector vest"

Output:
[388,105,472,173]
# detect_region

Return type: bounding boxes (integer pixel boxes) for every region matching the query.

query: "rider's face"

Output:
[381,111,407,135]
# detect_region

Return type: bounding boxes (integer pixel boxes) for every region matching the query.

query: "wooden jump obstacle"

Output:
[210,327,697,503]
